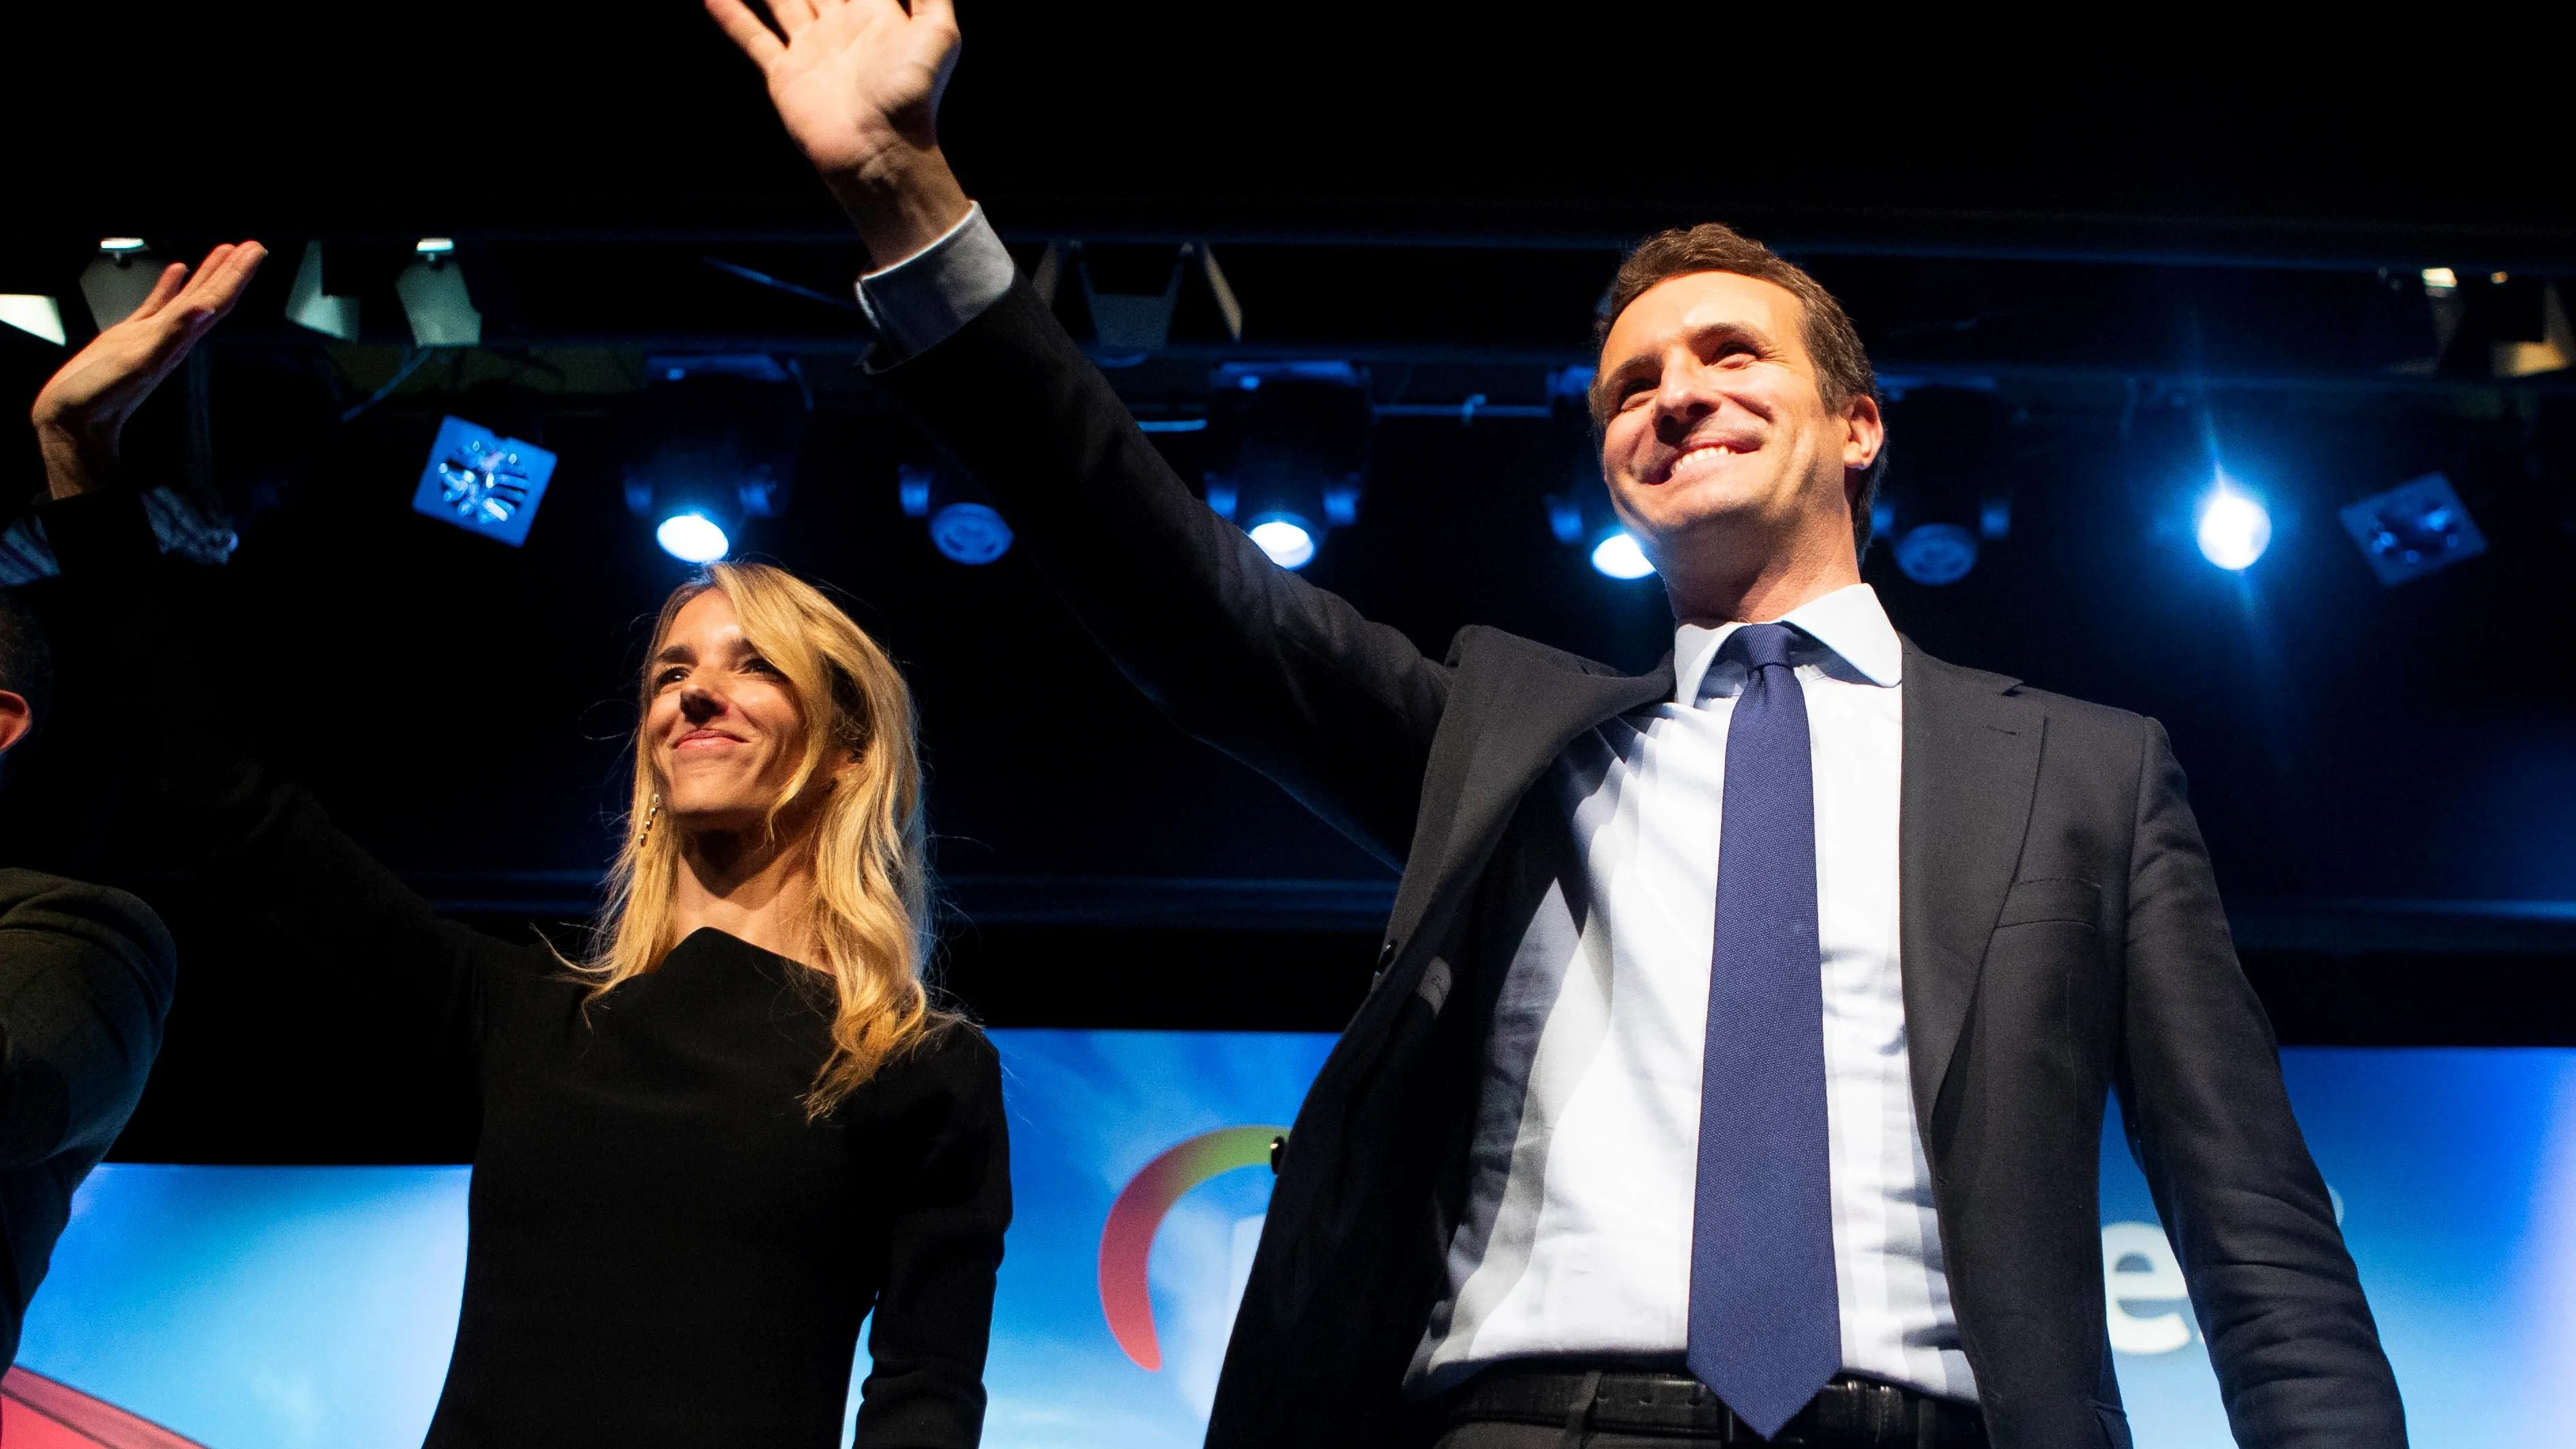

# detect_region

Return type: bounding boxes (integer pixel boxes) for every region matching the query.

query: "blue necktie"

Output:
[1687,622,1841,1440]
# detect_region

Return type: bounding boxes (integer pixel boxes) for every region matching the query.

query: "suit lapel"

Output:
[1898,640,2045,1135]
[1385,640,1673,951]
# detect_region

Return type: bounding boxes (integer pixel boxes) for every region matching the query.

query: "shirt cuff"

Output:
[855,203,1017,371]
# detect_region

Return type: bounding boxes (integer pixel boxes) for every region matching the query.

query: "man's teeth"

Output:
[1675,444,1737,468]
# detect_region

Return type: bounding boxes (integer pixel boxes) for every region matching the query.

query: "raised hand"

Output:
[31,241,267,499]
[705,0,971,266]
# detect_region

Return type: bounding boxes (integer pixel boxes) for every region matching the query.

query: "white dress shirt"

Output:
[1408,584,1972,1401]
[854,212,1974,1402]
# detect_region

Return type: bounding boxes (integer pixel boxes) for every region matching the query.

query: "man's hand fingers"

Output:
[188,241,266,322]
[125,262,194,324]
[156,243,247,335]
[704,0,786,64]
[909,0,958,37]
[909,0,961,87]
[765,0,822,39]
[162,244,234,312]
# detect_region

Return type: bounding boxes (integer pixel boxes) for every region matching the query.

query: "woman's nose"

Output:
[678,686,725,724]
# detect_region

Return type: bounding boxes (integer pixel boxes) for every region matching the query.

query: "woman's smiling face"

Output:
[644,588,810,833]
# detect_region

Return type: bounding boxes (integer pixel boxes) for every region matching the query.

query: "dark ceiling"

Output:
[7,4,2573,257]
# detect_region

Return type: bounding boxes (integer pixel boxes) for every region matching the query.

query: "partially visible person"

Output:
[0,586,175,1368]
[33,244,1010,1448]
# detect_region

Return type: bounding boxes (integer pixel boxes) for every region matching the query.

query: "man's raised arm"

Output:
[708,0,1449,865]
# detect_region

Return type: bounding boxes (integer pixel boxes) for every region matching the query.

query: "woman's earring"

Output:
[640,798,663,843]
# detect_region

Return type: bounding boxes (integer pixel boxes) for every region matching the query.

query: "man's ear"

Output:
[0,690,30,754]
[1841,391,1885,518]
[1842,391,1885,476]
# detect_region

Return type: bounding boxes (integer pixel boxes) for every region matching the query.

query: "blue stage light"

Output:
[1590,531,1655,580]
[1208,361,1370,570]
[897,463,933,519]
[655,512,730,563]
[2195,481,2272,570]
[1546,495,1585,546]
[929,502,1014,565]
[2339,472,2486,587]
[1247,517,1317,570]
[1893,522,1979,586]
[412,416,557,547]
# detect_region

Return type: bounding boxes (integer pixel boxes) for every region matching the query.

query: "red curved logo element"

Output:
[1098,1125,1285,1371]
[1,1367,207,1448]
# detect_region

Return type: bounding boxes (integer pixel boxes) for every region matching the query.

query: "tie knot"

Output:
[1728,622,1800,674]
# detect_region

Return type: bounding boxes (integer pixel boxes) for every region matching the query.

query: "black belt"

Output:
[1443,1365,1986,1447]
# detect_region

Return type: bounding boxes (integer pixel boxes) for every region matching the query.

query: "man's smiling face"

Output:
[1594,270,1877,586]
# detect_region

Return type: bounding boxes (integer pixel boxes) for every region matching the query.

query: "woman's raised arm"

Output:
[31,246,513,1051]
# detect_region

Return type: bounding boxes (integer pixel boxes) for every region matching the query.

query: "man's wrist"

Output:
[33,420,109,500]
[826,146,974,273]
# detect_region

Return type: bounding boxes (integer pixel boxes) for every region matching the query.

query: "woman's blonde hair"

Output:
[582,561,942,1115]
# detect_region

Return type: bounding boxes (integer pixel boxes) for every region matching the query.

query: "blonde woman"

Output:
[29,246,1008,1448]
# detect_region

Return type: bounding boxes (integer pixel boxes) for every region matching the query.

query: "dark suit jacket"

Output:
[877,281,2407,1449]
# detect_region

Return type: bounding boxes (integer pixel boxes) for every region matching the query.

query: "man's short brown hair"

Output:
[1591,223,1887,555]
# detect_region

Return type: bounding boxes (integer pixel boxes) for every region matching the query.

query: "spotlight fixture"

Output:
[1205,361,1371,572]
[2195,477,2272,571]
[396,238,482,347]
[1893,523,1979,586]
[2338,472,2485,587]
[1051,241,1244,357]
[0,295,65,345]
[411,416,557,547]
[80,237,159,330]
[622,361,810,563]
[1873,385,2015,587]
[2423,268,2573,379]
[285,241,360,342]
[897,460,1015,565]
[1590,531,1655,580]
[1248,518,1317,570]
[930,503,1013,565]
[1535,368,1658,581]
[655,513,731,563]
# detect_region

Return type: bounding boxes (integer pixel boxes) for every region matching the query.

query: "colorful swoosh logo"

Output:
[1097,1125,1285,1371]
[1,1367,206,1448]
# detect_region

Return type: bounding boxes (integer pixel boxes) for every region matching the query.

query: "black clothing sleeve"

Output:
[0,869,175,1366]
[0,873,175,1170]
[875,281,1450,867]
[2115,720,2406,1448]
[855,1025,1012,1449]
[39,491,508,1059]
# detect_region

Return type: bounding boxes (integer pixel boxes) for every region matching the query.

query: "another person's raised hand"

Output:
[705,0,971,267]
[31,241,267,500]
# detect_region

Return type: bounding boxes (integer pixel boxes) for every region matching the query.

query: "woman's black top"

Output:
[43,490,1010,1448]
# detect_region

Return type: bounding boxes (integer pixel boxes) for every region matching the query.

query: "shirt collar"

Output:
[1671,582,1904,703]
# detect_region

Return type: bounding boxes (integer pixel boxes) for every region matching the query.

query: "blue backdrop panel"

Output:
[15,1039,2576,1447]
[2102,1047,2576,1446]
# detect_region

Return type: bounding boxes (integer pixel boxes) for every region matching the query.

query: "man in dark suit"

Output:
[713,4,2407,1446]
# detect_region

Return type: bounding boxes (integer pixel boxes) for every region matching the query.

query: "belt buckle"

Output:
[1807,1376,1909,1444]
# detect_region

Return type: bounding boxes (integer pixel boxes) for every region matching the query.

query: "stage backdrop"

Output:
[9,1037,2573,1448]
